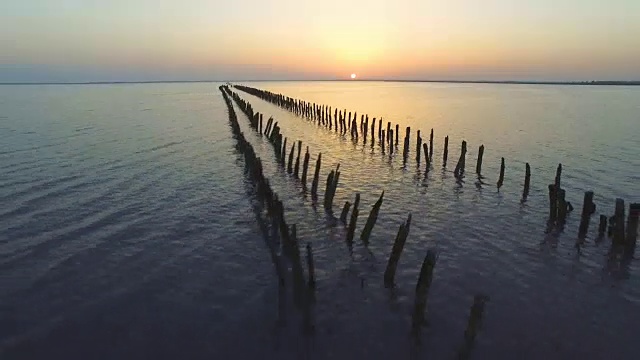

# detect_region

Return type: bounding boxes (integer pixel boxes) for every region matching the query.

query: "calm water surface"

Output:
[0,82,639,359]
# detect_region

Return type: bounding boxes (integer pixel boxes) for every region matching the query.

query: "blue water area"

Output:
[0,82,639,359]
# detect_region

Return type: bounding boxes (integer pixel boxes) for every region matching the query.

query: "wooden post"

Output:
[403,126,411,160]
[476,145,484,175]
[371,118,376,144]
[555,164,562,190]
[340,201,351,224]
[416,130,422,163]
[453,141,467,178]
[443,135,449,166]
[627,203,640,247]
[386,122,391,142]
[423,143,430,173]
[411,249,437,328]
[259,113,263,134]
[281,138,288,165]
[613,198,625,245]
[389,129,394,154]
[557,188,568,223]
[301,147,310,186]
[287,144,295,174]
[306,243,315,290]
[548,185,558,223]
[378,119,382,140]
[381,130,386,152]
[522,163,531,200]
[346,193,361,254]
[384,213,412,287]
[578,191,595,237]
[496,157,505,189]
[311,153,322,197]
[360,191,384,246]
[458,295,489,358]
[598,215,608,236]
[395,124,399,145]
[429,129,434,160]
[294,140,302,178]
[323,170,335,210]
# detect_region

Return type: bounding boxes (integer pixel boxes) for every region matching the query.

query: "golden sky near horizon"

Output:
[1,0,639,81]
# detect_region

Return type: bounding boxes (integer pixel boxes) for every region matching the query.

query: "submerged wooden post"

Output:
[578,191,595,237]
[311,153,322,197]
[557,188,568,223]
[306,243,315,290]
[294,140,302,178]
[598,215,608,236]
[476,145,484,175]
[384,213,412,287]
[340,201,351,224]
[423,143,430,172]
[323,170,335,210]
[627,203,640,247]
[497,157,505,189]
[259,113,263,134]
[281,138,288,164]
[458,294,489,358]
[381,130,386,152]
[378,119,382,140]
[411,249,437,328]
[389,129,394,154]
[416,130,422,163]
[360,191,384,246]
[548,185,558,223]
[522,163,531,200]
[429,129,434,160]
[393,124,398,145]
[346,193,361,254]
[613,198,625,245]
[443,136,449,166]
[403,127,411,161]
[287,144,295,174]
[453,141,467,178]
[555,164,562,190]
[301,147,310,186]
[371,118,376,144]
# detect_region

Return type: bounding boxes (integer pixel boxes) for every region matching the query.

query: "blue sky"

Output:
[2,0,639,82]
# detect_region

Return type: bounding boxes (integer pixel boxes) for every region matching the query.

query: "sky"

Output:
[1,0,639,82]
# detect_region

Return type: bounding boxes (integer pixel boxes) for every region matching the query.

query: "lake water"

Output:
[0,81,638,359]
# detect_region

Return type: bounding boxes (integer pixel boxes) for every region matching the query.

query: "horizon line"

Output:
[1,79,639,86]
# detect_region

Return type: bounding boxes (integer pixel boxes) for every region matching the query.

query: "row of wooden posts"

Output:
[223,85,488,345]
[232,84,639,251]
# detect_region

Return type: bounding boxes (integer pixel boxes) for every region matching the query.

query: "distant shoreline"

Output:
[1,79,639,86]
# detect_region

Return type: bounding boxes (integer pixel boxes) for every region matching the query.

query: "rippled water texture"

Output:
[1,82,639,359]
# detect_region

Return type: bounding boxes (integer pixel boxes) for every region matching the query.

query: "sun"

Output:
[350,73,357,79]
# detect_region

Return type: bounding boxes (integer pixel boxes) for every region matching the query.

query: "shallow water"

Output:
[0,82,639,359]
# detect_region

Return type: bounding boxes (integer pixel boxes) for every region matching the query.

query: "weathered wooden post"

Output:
[453,141,467,178]
[598,215,608,236]
[340,201,351,224]
[371,118,376,144]
[301,147,310,186]
[306,243,316,290]
[522,163,531,200]
[443,136,449,166]
[360,191,384,246]
[386,122,391,142]
[323,170,336,210]
[411,249,437,328]
[381,130,386,152]
[403,126,411,160]
[389,129,394,154]
[613,198,625,245]
[458,294,489,359]
[259,113,263,134]
[395,124,399,145]
[429,129,434,160]
[281,138,288,165]
[557,188,568,223]
[384,213,412,287]
[346,193,361,254]
[627,203,640,247]
[311,153,322,197]
[416,130,422,163]
[294,140,302,178]
[578,191,595,237]
[287,144,295,174]
[423,143,430,173]
[378,119,383,140]
[476,145,484,175]
[548,185,558,223]
[497,157,505,189]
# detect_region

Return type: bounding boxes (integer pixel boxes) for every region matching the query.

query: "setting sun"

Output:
[350,73,357,79]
